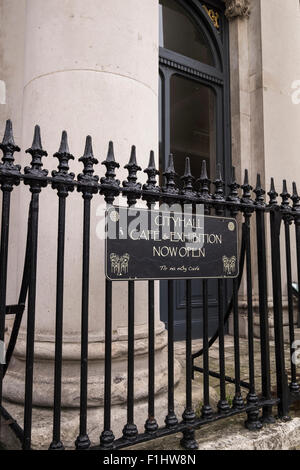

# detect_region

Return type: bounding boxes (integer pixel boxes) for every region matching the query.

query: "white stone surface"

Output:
[3,0,164,408]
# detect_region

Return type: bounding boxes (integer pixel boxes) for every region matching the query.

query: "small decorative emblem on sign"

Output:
[110,253,130,276]
[110,210,119,222]
[228,222,235,232]
[222,255,236,275]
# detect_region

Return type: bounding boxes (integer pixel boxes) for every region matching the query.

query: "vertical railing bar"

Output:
[180,279,198,449]
[232,276,244,409]
[165,279,178,427]
[227,167,244,411]
[23,124,47,451]
[255,176,275,424]
[49,130,74,450]
[0,118,21,393]
[23,192,39,450]
[49,195,66,450]
[75,135,99,449]
[100,279,115,448]
[0,191,11,407]
[270,206,290,421]
[75,196,92,449]
[201,279,213,419]
[213,164,230,415]
[99,141,120,448]
[244,212,262,429]
[145,280,158,433]
[4,202,32,374]
[122,280,138,440]
[127,280,135,426]
[284,217,299,393]
[217,278,230,414]
[294,216,300,329]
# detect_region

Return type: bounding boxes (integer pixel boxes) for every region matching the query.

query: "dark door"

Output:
[159,0,231,340]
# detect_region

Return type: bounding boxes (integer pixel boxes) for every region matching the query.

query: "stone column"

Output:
[225,0,253,336]
[4,0,176,446]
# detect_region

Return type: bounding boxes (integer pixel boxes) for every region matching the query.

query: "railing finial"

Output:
[268,177,278,206]
[52,131,75,196]
[254,173,265,205]
[25,125,48,180]
[163,154,178,196]
[79,135,98,175]
[77,136,99,196]
[100,141,120,205]
[143,151,159,191]
[280,180,290,211]
[123,145,142,206]
[292,182,300,212]
[181,157,195,197]
[0,119,21,168]
[198,160,211,200]
[241,169,253,205]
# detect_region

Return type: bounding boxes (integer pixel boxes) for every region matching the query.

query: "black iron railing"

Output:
[0,119,300,450]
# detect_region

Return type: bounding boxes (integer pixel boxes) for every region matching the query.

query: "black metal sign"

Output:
[105,206,238,281]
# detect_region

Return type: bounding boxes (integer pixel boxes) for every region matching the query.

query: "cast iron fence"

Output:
[0,119,300,450]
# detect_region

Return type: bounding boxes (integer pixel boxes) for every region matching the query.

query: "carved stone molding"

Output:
[222,0,250,19]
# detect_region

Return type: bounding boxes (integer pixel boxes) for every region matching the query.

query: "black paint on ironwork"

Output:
[1,120,300,451]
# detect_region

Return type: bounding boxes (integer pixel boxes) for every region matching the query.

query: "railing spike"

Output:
[280,179,290,211]
[100,141,120,205]
[227,166,240,199]
[241,169,253,206]
[123,145,141,206]
[58,130,70,155]
[148,150,156,170]
[124,145,141,171]
[127,145,137,166]
[293,181,298,198]
[216,162,222,182]
[212,163,224,215]
[231,166,237,183]
[292,182,300,212]
[166,153,175,173]
[282,179,288,195]
[181,157,195,197]
[77,136,99,195]
[163,153,178,197]
[31,124,44,151]
[227,166,240,216]
[106,141,115,162]
[52,131,75,191]
[0,119,20,166]
[79,136,98,174]
[0,119,21,186]
[2,119,16,146]
[183,157,192,178]
[82,135,96,161]
[143,151,159,207]
[268,177,278,206]
[197,160,211,209]
[200,159,208,180]
[256,173,261,191]
[254,173,265,205]
[25,125,48,175]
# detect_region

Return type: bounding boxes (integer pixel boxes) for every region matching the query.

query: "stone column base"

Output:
[4,324,173,407]
[228,301,298,342]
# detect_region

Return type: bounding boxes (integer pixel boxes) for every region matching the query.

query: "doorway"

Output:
[159,0,231,340]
